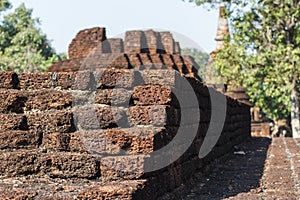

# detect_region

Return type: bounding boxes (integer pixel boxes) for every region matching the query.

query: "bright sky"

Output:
[10,0,218,54]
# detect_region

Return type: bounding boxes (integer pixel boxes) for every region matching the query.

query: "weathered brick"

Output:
[0,72,19,89]
[110,53,131,69]
[139,53,153,68]
[72,71,95,90]
[38,153,99,178]
[127,53,142,67]
[100,155,149,179]
[73,106,128,130]
[94,69,137,89]
[25,90,72,111]
[78,180,148,200]
[18,72,54,90]
[0,90,26,113]
[95,89,132,106]
[132,85,172,106]
[141,69,177,86]
[0,114,28,131]
[129,105,179,126]
[55,72,76,89]
[124,30,143,53]
[149,54,163,68]
[69,131,121,154]
[105,127,167,154]
[69,127,168,155]
[144,30,159,54]
[0,130,41,149]
[161,54,175,68]
[69,27,106,59]
[0,189,37,200]
[1,151,99,178]
[107,38,124,54]
[27,110,75,133]
[159,32,175,54]
[0,151,38,177]
[42,132,70,151]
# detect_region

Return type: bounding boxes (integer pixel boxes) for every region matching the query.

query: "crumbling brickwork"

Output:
[0,27,251,199]
[0,69,250,199]
[49,27,199,79]
[69,27,107,59]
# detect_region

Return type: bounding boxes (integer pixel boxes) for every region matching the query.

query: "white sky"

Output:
[10,0,219,54]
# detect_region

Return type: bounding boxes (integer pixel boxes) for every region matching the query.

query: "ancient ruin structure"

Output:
[205,6,229,84]
[49,28,198,80]
[0,27,251,199]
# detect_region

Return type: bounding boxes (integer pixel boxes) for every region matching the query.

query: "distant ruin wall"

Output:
[69,27,107,59]
[0,70,250,199]
[49,27,200,79]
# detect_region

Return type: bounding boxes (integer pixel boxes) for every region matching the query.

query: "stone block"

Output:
[27,110,75,134]
[0,114,28,131]
[132,85,172,106]
[0,130,41,149]
[73,106,128,130]
[0,90,26,113]
[0,72,19,89]
[100,155,148,179]
[25,90,72,111]
[38,153,99,178]
[42,132,70,151]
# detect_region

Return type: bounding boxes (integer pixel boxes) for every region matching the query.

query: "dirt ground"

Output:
[160,137,300,200]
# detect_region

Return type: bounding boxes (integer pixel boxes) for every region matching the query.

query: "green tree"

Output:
[185,0,231,7]
[0,0,10,13]
[187,0,300,137]
[0,3,59,72]
[181,48,209,79]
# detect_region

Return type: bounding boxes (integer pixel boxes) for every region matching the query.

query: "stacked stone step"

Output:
[48,27,200,79]
[0,69,251,199]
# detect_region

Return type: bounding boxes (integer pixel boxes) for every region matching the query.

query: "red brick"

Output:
[94,69,136,89]
[25,90,72,111]
[73,106,127,130]
[42,132,70,151]
[0,90,26,113]
[0,114,27,131]
[18,72,54,90]
[105,127,167,154]
[100,155,148,179]
[27,110,75,133]
[0,72,19,89]
[132,85,172,105]
[38,153,99,178]
[69,131,121,154]
[129,105,179,126]
[69,27,106,59]
[0,130,40,149]
[95,89,132,106]
[0,150,38,177]
[78,180,148,200]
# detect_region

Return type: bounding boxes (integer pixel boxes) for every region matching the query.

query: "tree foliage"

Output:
[181,48,209,79]
[187,0,300,124]
[0,0,10,13]
[184,0,231,8]
[214,0,300,122]
[0,2,60,72]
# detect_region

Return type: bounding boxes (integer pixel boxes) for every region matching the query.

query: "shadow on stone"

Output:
[159,137,271,200]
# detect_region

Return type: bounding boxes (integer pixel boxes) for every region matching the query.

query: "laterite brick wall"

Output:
[0,68,250,199]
